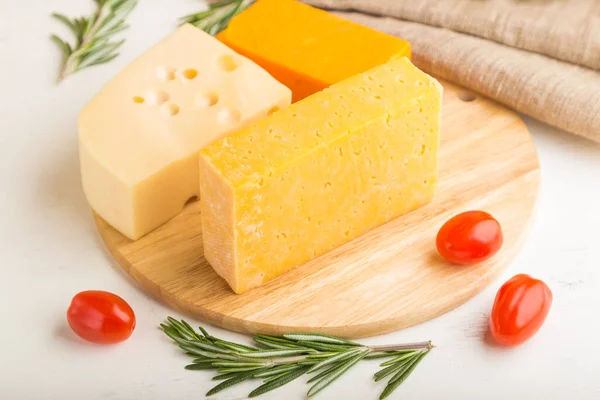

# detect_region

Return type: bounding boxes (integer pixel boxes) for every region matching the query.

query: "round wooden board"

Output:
[95,80,540,339]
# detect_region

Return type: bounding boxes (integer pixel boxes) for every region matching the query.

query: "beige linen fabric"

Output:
[305,0,600,143]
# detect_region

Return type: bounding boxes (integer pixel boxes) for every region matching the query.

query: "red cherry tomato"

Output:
[490,274,552,346]
[67,290,136,344]
[436,211,503,264]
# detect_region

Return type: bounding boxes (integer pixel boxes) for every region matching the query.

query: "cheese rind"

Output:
[199,57,442,294]
[78,24,291,240]
[217,0,411,102]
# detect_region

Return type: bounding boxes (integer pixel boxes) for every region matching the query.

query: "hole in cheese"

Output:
[195,92,219,107]
[157,66,176,80]
[218,54,240,72]
[268,106,280,115]
[146,90,170,105]
[162,103,180,116]
[181,68,198,80]
[218,108,241,124]
[132,96,144,104]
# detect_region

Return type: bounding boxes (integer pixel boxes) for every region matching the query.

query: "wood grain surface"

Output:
[94,79,540,339]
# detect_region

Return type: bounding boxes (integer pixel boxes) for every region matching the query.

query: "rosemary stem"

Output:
[163,317,433,398]
[368,341,433,352]
[270,355,309,365]
[58,58,77,83]
[83,3,108,48]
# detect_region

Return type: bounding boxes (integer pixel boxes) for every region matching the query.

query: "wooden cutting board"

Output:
[95,80,540,339]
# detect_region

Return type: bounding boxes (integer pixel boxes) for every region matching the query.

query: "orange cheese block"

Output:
[198,57,442,294]
[217,0,411,102]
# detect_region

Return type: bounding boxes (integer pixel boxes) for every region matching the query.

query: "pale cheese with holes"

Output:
[79,24,291,240]
[199,57,442,294]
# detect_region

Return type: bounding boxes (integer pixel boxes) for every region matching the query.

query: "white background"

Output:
[1,1,599,399]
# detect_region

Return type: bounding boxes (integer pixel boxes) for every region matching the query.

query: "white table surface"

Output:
[2,1,600,399]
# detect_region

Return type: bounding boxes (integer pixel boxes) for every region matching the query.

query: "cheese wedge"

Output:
[217,0,411,102]
[199,57,442,294]
[79,24,291,240]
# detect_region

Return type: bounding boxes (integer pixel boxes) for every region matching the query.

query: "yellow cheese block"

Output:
[79,24,291,240]
[199,57,442,294]
[217,0,411,102]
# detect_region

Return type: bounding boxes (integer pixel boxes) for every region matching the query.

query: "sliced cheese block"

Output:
[79,24,291,240]
[217,0,411,102]
[199,57,442,294]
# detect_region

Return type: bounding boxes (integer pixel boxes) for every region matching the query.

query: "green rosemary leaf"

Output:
[50,0,137,83]
[380,351,419,367]
[262,367,307,384]
[307,351,368,397]
[179,10,212,26]
[364,352,405,360]
[374,356,415,382]
[307,348,364,373]
[212,371,241,381]
[253,337,289,350]
[253,364,299,378]
[86,52,121,67]
[254,335,306,350]
[254,334,301,346]
[163,327,188,345]
[192,358,222,364]
[254,337,300,350]
[179,0,253,36]
[284,333,361,346]
[262,371,290,384]
[50,35,72,59]
[95,21,128,41]
[240,349,310,358]
[73,39,119,63]
[206,369,262,396]
[183,339,236,355]
[379,351,429,400]
[185,363,217,370]
[167,317,196,339]
[191,358,220,364]
[179,320,203,341]
[76,18,88,39]
[78,49,119,69]
[295,342,353,352]
[51,13,79,37]
[178,345,239,361]
[217,366,265,374]
[388,350,429,385]
[307,364,340,384]
[297,360,320,366]
[248,366,310,398]
[214,339,259,352]
[209,0,239,9]
[306,352,337,359]
[199,326,212,339]
[216,0,245,34]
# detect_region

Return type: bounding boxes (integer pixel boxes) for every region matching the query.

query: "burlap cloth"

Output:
[305,0,600,144]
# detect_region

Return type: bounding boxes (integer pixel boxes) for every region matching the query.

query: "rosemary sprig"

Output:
[162,317,434,399]
[179,0,254,35]
[50,0,137,83]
